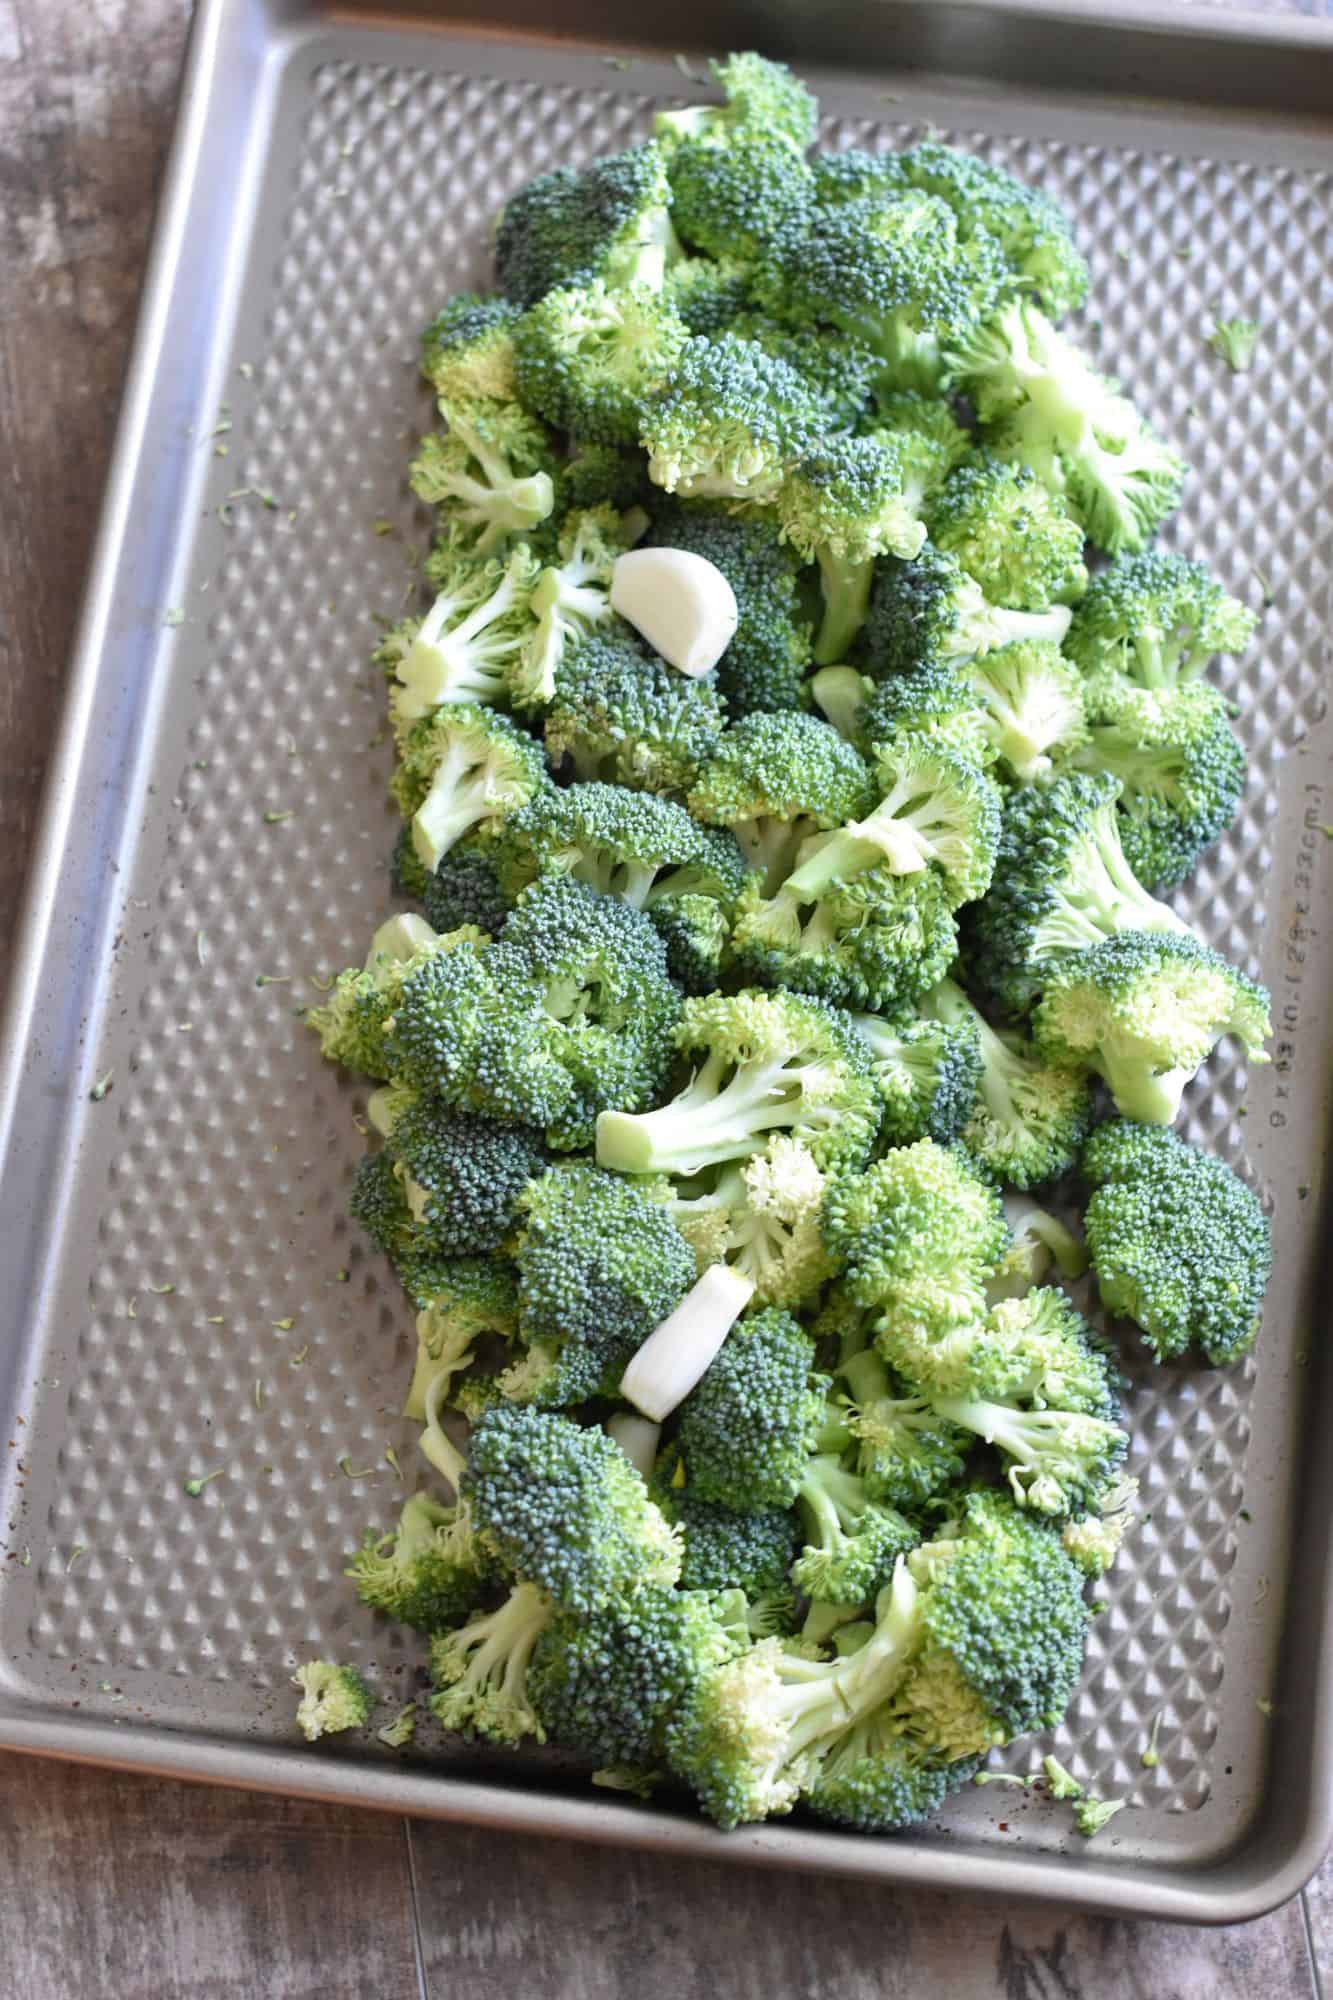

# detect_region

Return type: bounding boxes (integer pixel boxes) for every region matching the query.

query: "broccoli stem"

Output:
[931,1396,1120,1515]
[840,1348,892,1404]
[412,744,506,870]
[959,600,1073,660]
[809,666,868,743]
[597,1045,818,1176]
[785,764,956,898]
[764,1558,924,1768]
[440,1581,552,1710]
[1034,811,1189,956]
[420,1368,467,1491]
[1095,1051,1193,1126]
[813,548,875,666]
[735,815,827,897]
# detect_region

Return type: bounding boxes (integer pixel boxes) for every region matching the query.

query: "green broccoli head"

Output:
[807,1716,976,1833]
[347,1492,498,1632]
[649,499,814,719]
[778,430,929,665]
[495,142,679,305]
[391,703,549,873]
[392,825,513,939]
[510,503,646,712]
[929,455,1087,612]
[640,334,817,506]
[922,978,1094,1190]
[379,544,543,735]
[1032,929,1271,1127]
[861,541,1075,691]
[730,314,882,433]
[363,1090,546,1261]
[307,915,480,1079]
[850,1007,984,1148]
[512,279,690,446]
[544,626,726,798]
[838,1350,972,1511]
[966,640,1089,783]
[688,711,874,892]
[1064,548,1257,690]
[893,141,1089,320]
[668,130,815,265]
[856,657,992,772]
[655,51,818,154]
[731,860,962,1018]
[410,398,557,555]
[1081,1119,1272,1363]
[663,256,759,336]
[402,1253,521,1418]
[652,1465,800,1599]
[673,1307,829,1510]
[465,1406,683,1613]
[792,1454,921,1604]
[420,292,521,404]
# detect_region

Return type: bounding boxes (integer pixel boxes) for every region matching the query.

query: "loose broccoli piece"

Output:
[688,712,874,891]
[464,1406,683,1612]
[666,1134,836,1308]
[850,1007,983,1147]
[893,141,1089,321]
[673,1307,829,1510]
[307,914,475,1079]
[1072,680,1247,892]
[595,988,881,1180]
[664,256,758,335]
[379,545,541,730]
[855,661,992,772]
[513,280,689,446]
[530,1587,738,1768]
[493,781,747,991]
[347,1492,497,1631]
[1063,549,1257,692]
[821,1139,1009,1360]
[838,1350,971,1511]
[921,978,1093,1189]
[1033,930,1270,1126]
[512,504,644,710]
[653,1472,800,1600]
[392,704,549,873]
[893,1285,1118,1417]
[1208,317,1260,374]
[655,51,818,155]
[293,1662,372,1742]
[393,826,513,939]
[649,500,814,719]
[420,293,521,404]
[495,142,680,306]
[777,430,928,662]
[668,132,815,265]
[964,770,1190,1017]
[929,455,1087,612]
[402,1254,520,1418]
[1060,1474,1139,1578]
[862,542,1075,689]
[411,399,557,554]
[951,300,1185,554]
[505,1163,695,1405]
[363,1091,546,1262]
[544,626,726,797]
[429,1580,553,1744]
[965,639,1089,783]
[640,334,816,506]
[1081,1119,1272,1363]
[792,1454,920,1604]
[777,742,1002,911]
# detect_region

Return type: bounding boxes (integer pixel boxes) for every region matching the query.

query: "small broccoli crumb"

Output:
[1140,1712,1162,1769]
[183,1469,224,1497]
[1208,317,1260,373]
[293,1661,372,1741]
[89,1070,115,1102]
[1042,1755,1082,1800]
[1072,1795,1127,1837]
[376,1703,418,1748]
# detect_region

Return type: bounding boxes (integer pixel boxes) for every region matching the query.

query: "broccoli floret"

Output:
[1208,317,1261,374]
[730,315,882,433]
[929,455,1087,612]
[595,988,881,1180]
[347,1492,497,1631]
[655,51,818,154]
[420,293,521,404]
[822,1139,1009,1360]
[1061,1474,1139,1578]
[293,1662,372,1742]
[664,256,758,335]
[855,661,991,771]
[894,142,1089,318]
[307,914,475,1079]
[964,770,1190,1017]
[921,978,1093,1189]
[411,399,557,554]
[513,280,689,446]
[952,300,1185,554]
[392,704,549,872]
[987,1193,1088,1305]
[1063,549,1257,691]
[792,1454,920,1604]
[495,142,680,306]
[640,334,816,506]
[668,132,815,264]
[688,712,874,892]
[506,1163,696,1405]
[429,1580,553,1744]
[893,1284,1118,1416]
[966,639,1089,783]
[559,441,654,514]
[544,626,726,797]
[862,542,1075,685]
[732,860,961,1018]
[1073,680,1247,892]
[1081,1119,1272,1363]
[364,1091,546,1261]
[493,780,746,991]
[850,1007,983,1147]
[1033,930,1271,1126]
[807,1717,975,1833]
[838,1349,971,1510]
[653,1472,800,1600]
[927,1374,1126,1520]
[511,505,644,711]
[393,825,512,938]
[673,1307,828,1510]
[649,500,814,719]
[666,1134,835,1308]
[377,546,541,735]
[402,1254,520,1417]
[777,430,928,662]
[868,390,971,511]
[465,1406,683,1612]
[530,1587,738,1768]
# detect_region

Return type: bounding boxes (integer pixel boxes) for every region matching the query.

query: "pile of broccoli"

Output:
[294,53,1275,1842]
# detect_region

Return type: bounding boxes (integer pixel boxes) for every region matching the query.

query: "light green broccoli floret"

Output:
[293,1662,372,1742]
[347,1492,498,1631]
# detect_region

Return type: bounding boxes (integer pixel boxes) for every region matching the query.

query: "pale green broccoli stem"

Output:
[604,1412,662,1479]
[395,559,530,720]
[840,1348,892,1405]
[784,767,958,898]
[420,1368,468,1492]
[1032,810,1190,956]
[368,913,437,965]
[1001,1192,1088,1283]
[1042,1753,1082,1799]
[571,851,663,909]
[796,1456,867,1557]
[438,1581,552,1712]
[758,1559,924,1769]
[809,666,869,743]
[801,1600,864,1647]
[412,742,510,870]
[612,203,683,292]
[1095,1050,1195,1127]
[518,564,613,707]
[441,410,555,544]
[597,1045,824,1176]
[619,1264,755,1422]
[954,588,1072,661]
[734,813,828,896]
[814,547,875,666]
[930,1396,1123,1515]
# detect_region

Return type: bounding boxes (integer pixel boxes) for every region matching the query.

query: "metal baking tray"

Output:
[1,0,1331,1923]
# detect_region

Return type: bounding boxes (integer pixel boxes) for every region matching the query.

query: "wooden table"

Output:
[1,4,1329,1992]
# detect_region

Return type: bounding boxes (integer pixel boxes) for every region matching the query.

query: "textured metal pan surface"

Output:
[0,0,1331,1922]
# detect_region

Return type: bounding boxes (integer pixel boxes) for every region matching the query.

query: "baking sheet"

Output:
[0,0,1331,1921]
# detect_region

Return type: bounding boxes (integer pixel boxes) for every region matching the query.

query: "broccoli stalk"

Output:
[430,1580,554,1743]
[781,746,1000,909]
[385,546,539,726]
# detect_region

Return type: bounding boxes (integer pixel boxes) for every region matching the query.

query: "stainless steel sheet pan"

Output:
[1,0,1331,1922]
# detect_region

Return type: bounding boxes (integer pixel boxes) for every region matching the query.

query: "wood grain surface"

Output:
[0,4,1328,1996]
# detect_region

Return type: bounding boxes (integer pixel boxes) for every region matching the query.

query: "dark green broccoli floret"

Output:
[1082,1119,1272,1363]
[850,1006,984,1147]
[559,441,653,514]
[391,704,549,873]
[653,1470,800,1599]
[730,315,882,433]
[420,292,521,404]
[640,334,817,506]
[668,132,815,265]
[655,51,818,154]
[495,142,679,307]
[777,429,928,663]
[364,1089,546,1260]
[1033,930,1271,1127]
[347,1492,498,1632]
[402,1254,521,1431]
[512,280,689,446]
[929,455,1087,612]
[673,1308,829,1511]
[855,658,991,772]
[868,390,971,513]
[861,541,1076,691]
[429,1580,553,1744]
[894,141,1089,320]
[595,988,881,1181]
[921,978,1093,1189]
[393,825,513,938]
[1063,548,1257,691]
[649,500,814,719]
[544,626,726,798]
[663,256,758,335]
[964,770,1190,1017]
[308,915,478,1079]
[688,712,874,892]
[410,399,557,555]
[505,1163,695,1406]
[465,1406,683,1613]
[1072,680,1246,892]
[808,1718,977,1833]
[792,1455,920,1604]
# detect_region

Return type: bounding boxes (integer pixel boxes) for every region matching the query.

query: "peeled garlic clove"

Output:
[619,1264,756,1422]
[609,547,738,678]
